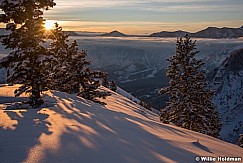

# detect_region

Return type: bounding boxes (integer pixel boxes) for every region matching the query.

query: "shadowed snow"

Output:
[0,86,242,163]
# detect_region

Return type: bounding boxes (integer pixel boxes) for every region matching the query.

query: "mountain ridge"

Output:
[1,25,243,38]
[96,26,243,38]
[100,30,127,37]
[150,26,243,38]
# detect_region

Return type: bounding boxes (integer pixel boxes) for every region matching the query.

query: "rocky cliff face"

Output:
[212,48,243,144]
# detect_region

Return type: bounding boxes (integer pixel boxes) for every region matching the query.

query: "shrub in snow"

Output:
[160,35,221,138]
[109,81,117,92]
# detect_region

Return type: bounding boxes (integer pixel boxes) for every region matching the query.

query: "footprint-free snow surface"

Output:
[0,86,242,163]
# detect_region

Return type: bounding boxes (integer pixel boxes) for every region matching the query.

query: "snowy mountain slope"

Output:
[193,26,243,38]
[116,87,160,115]
[212,48,243,144]
[1,37,243,109]
[0,86,242,163]
[116,86,140,103]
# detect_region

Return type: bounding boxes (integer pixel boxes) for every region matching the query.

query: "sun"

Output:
[44,20,55,30]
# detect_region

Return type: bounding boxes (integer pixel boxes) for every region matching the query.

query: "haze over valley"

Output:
[1,34,243,144]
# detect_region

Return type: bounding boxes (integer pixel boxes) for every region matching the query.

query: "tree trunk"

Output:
[6,67,13,86]
[31,83,43,108]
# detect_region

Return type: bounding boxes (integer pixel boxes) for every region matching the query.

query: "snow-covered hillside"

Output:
[0,86,242,163]
[212,48,243,144]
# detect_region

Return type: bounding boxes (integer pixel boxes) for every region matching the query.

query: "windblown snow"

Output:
[0,86,242,163]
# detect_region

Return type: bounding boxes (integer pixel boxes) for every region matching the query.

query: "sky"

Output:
[43,0,243,34]
[2,0,243,34]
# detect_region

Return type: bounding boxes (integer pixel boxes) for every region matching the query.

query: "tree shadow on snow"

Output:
[192,141,213,154]
[40,92,200,163]
[0,109,52,163]
[0,96,28,104]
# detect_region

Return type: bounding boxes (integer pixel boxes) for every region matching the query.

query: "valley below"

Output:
[1,36,243,145]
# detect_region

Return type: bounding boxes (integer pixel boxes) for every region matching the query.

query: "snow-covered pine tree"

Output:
[160,35,221,138]
[47,23,110,102]
[0,0,56,107]
[45,23,88,93]
[77,68,110,102]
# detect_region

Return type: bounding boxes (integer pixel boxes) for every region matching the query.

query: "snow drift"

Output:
[0,86,242,163]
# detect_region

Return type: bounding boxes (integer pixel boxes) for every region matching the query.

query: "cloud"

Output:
[51,0,243,14]
[145,4,243,12]
[53,0,229,9]
[42,0,243,34]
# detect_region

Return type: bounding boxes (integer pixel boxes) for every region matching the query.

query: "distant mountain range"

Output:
[1,25,243,38]
[150,26,243,38]
[101,25,243,38]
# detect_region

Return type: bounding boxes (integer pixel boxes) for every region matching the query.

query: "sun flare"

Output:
[44,20,55,30]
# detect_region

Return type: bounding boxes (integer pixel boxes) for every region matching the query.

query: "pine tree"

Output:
[46,23,89,93]
[160,35,221,138]
[0,0,56,107]
[47,23,110,102]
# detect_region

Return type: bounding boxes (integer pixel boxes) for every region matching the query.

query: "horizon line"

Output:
[0,23,242,35]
